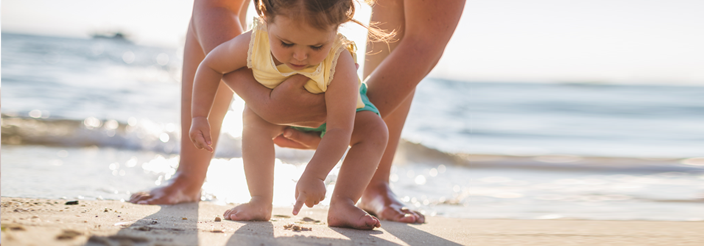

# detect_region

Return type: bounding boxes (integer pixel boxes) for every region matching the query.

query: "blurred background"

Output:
[2,0,703,221]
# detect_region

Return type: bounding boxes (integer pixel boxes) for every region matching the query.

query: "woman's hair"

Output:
[253,0,394,43]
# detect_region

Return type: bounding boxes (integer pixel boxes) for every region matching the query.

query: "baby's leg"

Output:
[328,111,388,230]
[225,106,286,221]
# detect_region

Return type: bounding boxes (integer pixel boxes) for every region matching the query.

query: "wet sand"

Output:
[2,197,702,245]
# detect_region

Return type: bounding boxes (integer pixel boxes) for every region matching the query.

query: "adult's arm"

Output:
[192,0,248,53]
[365,0,466,118]
[222,71,327,127]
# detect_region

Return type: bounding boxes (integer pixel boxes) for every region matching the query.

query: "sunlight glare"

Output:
[122,51,135,64]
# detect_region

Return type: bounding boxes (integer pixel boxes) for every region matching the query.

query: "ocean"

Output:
[2,33,703,221]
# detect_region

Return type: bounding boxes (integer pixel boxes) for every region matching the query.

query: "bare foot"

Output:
[224,198,272,221]
[327,198,381,230]
[129,173,202,205]
[359,182,425,223]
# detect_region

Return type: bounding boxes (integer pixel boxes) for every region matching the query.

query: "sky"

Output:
[3,0,704,84]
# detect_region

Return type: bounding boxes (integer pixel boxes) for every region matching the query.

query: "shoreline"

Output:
[2,198,703,245]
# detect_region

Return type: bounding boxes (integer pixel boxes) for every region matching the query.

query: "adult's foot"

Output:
[224,197,273,221]
[328,198,380,230]
[128,173,203,205]
[359,182,425,223]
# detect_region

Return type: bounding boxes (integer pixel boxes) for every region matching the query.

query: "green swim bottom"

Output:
[290,83,379,138]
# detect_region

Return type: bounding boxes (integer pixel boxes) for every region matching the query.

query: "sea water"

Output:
[2,33,704,221]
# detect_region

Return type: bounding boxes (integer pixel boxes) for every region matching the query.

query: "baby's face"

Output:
[267,15,336,71]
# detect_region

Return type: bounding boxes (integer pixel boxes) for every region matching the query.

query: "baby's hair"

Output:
[253,0,394,43]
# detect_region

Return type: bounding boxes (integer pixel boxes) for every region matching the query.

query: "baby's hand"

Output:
[292,175,326,215]
[189,117,213,152]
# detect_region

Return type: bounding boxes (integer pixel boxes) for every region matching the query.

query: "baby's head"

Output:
[255,0,358,32]
[254,0,378,70]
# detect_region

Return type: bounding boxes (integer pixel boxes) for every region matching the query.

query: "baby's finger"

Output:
[202,130,212,146]
[292,193,306,215]
[202,138,213,152]
[194,132,213,152]
[196,131,213,152]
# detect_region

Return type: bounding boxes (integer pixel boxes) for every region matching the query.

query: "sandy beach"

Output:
[1,198,702,246]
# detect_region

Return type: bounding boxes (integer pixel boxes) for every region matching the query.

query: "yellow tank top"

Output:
[246,18,365,109]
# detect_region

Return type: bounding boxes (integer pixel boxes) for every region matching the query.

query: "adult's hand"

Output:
[267,74,327,126]
[272,128,321,150]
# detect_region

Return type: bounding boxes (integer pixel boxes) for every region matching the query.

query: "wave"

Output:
[2,115,180,153]
[4,115,702,172]
[0,116,463,164]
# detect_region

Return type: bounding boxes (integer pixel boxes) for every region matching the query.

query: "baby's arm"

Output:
[189,31,252,152]
[292,51,359,214]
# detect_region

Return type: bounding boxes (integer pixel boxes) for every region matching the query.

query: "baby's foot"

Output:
[224,198,272,221]
[328,198,381,230]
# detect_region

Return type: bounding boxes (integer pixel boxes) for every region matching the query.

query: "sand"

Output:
[1,198,702,246]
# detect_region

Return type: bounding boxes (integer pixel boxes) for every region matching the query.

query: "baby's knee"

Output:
[356,115,388,147]
[370,118,389,146]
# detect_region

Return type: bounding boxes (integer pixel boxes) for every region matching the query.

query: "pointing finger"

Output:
[292,193,306,215]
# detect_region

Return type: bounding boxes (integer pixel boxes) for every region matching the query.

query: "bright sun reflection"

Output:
[202,158,338,207]
[220,95,246,138]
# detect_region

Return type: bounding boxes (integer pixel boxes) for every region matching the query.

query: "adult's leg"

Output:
[129,1,250,204]
[359,92,420,222]
[359,0,466,223]
[129,20,235,205]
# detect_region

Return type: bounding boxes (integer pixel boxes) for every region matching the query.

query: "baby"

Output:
[189,0,390,230]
